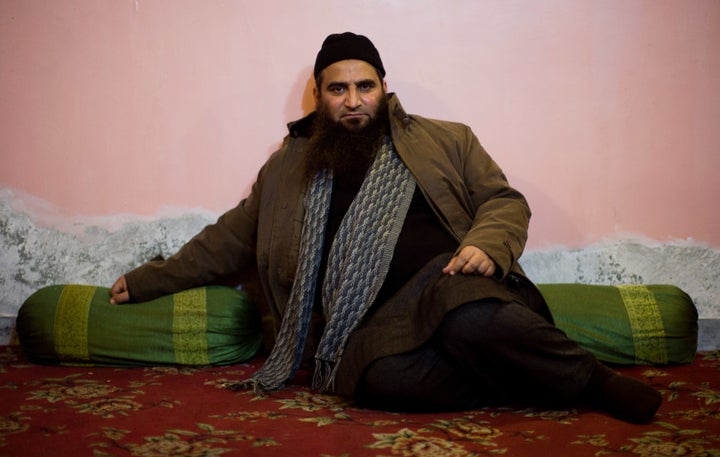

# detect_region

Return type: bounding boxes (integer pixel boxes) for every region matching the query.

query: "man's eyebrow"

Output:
[326,79,377,88]
[355,79,377,86]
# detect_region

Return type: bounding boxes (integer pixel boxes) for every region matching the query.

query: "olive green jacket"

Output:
[125,94,539,388]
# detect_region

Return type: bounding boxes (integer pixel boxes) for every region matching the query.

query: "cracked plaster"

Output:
[1,193,718,349]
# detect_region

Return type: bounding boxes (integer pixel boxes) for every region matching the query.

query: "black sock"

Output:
[582,363,662,424]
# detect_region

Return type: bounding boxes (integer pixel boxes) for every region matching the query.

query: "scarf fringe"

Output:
[222,378,279,396]
[312,357,342,393]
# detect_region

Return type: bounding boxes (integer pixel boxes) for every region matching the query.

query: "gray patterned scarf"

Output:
[230,138,415,394]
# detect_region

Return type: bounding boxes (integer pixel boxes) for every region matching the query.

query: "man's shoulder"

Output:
[389,95,473,140]
[409,113,472,133]
[395,112,476,150]
[286,112,315,138]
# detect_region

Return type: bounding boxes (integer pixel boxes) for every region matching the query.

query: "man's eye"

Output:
[329,86,345,94]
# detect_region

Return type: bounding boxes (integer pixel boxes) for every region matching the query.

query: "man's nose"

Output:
[344,88,361,109]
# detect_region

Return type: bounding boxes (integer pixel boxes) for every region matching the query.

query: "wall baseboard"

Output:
[0,316,17,346]
[698,318,720,352]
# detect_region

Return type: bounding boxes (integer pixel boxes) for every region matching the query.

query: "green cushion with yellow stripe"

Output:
[17,284,262,367]
[538,284,698,365]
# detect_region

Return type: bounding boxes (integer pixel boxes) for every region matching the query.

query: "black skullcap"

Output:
[313,32,386,79]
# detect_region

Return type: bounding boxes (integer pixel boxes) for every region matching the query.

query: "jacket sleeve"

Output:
[124,176,262,303]
[456,127,531,277]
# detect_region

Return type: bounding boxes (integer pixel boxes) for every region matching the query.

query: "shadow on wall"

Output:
[281,66,317,125]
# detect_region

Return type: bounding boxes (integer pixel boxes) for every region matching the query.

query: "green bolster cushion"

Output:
[537,284,698,365]
[17,284,262,367]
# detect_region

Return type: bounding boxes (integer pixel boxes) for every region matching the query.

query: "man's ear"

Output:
[382,80,388,93]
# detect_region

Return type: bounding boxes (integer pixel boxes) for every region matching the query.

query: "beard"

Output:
[305,93,390,186]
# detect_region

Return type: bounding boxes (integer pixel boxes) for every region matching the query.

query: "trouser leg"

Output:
[437,299,598,406]
[356,341,490,412]
[358,299,662,423]
[357,300,598,411]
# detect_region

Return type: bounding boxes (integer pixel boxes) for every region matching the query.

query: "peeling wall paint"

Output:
[521,243,720,319]
[521,243,720,351]
[1,192,718,349]
[0,194,215,314]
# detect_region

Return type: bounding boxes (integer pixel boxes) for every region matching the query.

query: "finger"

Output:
[110,291,130,305]
[109,277,128,304]
[461,260,479,274]
[479,260,496,277]
[460,253,486,274]
[111,276,127,293]
[443,257,460,275]
[443,253,471,275]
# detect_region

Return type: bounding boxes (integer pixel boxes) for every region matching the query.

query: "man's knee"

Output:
[439,301,511,347]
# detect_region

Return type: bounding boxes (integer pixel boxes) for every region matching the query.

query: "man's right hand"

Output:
[110,276,130,304]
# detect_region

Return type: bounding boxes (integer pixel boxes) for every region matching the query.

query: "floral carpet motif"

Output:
[1,346,719,456]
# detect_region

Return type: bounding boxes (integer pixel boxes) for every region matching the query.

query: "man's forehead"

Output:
[319,59,382,85]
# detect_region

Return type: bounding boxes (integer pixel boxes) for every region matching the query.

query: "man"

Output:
[111,32,661,423]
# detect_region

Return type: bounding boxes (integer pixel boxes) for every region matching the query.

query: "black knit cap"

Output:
[313,32,386,79]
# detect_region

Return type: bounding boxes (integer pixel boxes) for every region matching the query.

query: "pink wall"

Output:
[2,0,719,249]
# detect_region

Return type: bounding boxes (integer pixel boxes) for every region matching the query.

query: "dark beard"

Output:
[305,95,390,186]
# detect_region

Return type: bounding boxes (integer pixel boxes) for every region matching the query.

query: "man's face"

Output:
[314,59,388,132]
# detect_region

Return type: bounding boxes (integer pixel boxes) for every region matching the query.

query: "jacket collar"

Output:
[388,93,411,127]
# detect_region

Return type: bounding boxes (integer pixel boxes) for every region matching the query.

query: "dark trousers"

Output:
[356,300,599,412]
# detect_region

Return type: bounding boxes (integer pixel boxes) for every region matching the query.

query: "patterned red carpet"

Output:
[2,346,719,457]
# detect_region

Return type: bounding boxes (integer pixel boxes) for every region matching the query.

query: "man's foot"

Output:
[584,364,662,424]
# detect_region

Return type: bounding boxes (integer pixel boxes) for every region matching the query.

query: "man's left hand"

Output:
[442,246,496,277]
